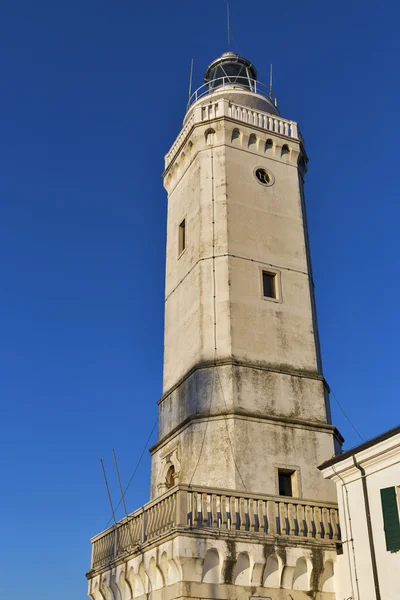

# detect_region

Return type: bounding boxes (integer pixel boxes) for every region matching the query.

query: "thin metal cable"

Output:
[331,389,364,442]
[105,417,158,528]
[188,142,248,490]
[215,367,247,491]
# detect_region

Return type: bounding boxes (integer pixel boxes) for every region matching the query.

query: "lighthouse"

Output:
[88,51,343,600]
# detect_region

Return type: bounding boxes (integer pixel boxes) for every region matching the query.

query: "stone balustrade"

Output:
[90,485,340,571]
[165,99,301,168]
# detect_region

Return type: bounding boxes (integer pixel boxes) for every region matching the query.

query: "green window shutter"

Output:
[380,487,400,552]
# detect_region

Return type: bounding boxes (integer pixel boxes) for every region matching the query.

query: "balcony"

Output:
[90,485,340,572]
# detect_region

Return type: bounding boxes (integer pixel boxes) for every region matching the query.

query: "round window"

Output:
[255,168,273,185]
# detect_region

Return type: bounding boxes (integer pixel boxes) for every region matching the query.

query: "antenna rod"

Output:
[112,449,128,517]
[269,64,273,98]
[188,58,194,100]
[226,1,231,50]
[100,458,117,525]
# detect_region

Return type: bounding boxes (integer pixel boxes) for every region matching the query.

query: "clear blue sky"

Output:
[0,1,398,598]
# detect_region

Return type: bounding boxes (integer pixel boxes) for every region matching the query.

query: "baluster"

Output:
[248,498,255,532]
[279,120,284,134]
[267,500,277,534]
[213,494,219,528]
[330,508,339,541]
[284,122,289,136]
[221,495,227,529]
[258,499,265,533]
[196,492,202,526]
[290,121,298,138]
[297,504,305,537]
[279,502,287,534]
[305,505,313,538]
[288,503,295,536]
[314,506,322,539]
[230,496,236,530]
[202,493,208,527]
[187,492,192,526]
[239,497,245,530]
[322,507,330,539]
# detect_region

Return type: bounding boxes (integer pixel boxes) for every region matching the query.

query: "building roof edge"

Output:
[318,424,400,470]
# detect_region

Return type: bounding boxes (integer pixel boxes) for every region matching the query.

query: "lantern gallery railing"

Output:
[187,77,278,109]
[90,485,341,571]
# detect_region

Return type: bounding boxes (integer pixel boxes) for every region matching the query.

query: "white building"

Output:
[320,425,400,600]
[87,51,345,600]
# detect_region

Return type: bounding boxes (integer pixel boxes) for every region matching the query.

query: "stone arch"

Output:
[231,128,241,144]
[281,143,291,158]
[89,580,103,600]
[117,570,132,600]
[265,138,274,152]
[127,567,144,598]
[99,574,113,600]
[263,554,282,588]
[248,133,257,148]
[202,548,222,584]
[168,557,181,584]
[205,128,216,146]
[320,559,335,592]
[292,557,310,591]
[147,557,164,591]
[110,572,122,600]
[159,449,181,494]
[160,552,180,586]
[233,552,251,586]
[138,563,149,595]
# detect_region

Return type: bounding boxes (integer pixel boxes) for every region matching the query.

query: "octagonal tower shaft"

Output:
[150,54,341,503]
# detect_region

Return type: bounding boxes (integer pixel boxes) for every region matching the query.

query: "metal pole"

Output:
[100,458,117,524]
[226,1,231,49]
[112,449,128,517]
[269,64,273,98]
[188,58,194,101]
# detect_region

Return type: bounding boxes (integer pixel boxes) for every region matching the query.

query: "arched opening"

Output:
[233,552,251,586]
[281,144,290,158]
[205,128,216,146]
[248,133,257,148]
[321,560,335,592]
[231,128,241,144]
[166,465,175,489]
[265,138,273,152]
[292,557,309,591]
[202,549,221,583]
[263,554,281,587]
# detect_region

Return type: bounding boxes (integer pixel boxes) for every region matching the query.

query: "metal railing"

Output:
[187,77,278,110]
[90,485,340,571]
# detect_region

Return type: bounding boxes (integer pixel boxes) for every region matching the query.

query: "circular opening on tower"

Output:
[255,168,274,186]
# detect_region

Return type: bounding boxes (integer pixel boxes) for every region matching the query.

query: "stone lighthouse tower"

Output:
[87,52,343,600]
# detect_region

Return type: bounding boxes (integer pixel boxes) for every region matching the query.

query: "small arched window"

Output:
[166,465,175,489]
[248,133,257,148]
[281,144,290,158]
[231,128,241,144]
[205,128,216,146]
[265,138,273,152]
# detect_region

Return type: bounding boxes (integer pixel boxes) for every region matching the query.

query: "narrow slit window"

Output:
[179,219,186,255]
[278,470,294,497]
[263,271,277,299]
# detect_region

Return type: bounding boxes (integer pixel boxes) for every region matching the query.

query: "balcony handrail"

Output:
[90,484,341,571]
[187,77,277,111]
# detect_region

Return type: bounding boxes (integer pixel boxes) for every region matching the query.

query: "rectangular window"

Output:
[178,219,186,255]
[262,271,277,299]
[278,469,295,497]
[381,486,400,552]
